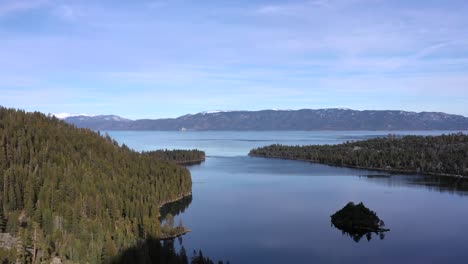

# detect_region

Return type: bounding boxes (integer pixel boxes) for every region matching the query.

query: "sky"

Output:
[1,0,468,119]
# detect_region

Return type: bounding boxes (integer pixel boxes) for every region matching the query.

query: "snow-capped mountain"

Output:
[64,115,132,130]
[54,113,96,119]
[63,109,468,131]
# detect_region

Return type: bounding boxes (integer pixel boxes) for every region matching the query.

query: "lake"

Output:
[108,131,468,264]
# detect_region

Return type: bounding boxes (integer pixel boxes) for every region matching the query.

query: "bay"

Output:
[108,130,468,264]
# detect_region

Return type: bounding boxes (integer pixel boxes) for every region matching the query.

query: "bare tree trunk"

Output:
[32,226,37,264]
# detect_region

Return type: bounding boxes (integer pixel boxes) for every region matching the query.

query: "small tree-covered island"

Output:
[0,107,223,263]
[249,134,468,177]
[331,202,389,242]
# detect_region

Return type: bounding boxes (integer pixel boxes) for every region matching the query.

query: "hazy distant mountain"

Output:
[64,115,132,130]
[63,109,468,131]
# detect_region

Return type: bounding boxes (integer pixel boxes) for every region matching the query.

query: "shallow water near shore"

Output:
[109,130,468,264]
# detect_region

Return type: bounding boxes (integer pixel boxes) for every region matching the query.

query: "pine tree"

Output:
[101,236,118,264]
[24,179,35,216]
[180,246,189,264]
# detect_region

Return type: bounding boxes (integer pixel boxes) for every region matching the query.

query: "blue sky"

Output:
[1,0,467,119]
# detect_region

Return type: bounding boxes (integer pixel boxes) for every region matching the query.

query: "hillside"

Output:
[249,134,468,177]
[63,109,468,131]
[0,107,192,263]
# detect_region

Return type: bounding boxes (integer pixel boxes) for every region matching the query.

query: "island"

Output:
[331,202,389,231]
[249,133,468,177]
[331,202,389,242]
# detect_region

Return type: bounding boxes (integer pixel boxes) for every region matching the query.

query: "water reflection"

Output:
[160,195,193,221]
[332,224,387,243]
[362,174,468,196]
[112,237,225,264]
[113,195,226,264]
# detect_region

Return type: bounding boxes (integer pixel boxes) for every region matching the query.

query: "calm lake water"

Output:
[108,131,468,264]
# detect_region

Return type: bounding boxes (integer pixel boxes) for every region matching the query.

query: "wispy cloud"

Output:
[53,4,81,21]
[0,0,467,117]
[0,0,49,16]
[256,0,335,14]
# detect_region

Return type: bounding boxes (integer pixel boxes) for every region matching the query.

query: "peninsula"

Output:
[249,134,468,177]
[0,107,196,263]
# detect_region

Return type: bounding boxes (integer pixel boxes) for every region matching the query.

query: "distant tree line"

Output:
[145,149,205,164]
[249,134,468,177]
[0,107,198,263]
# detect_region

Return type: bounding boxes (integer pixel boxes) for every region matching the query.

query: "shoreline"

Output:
[159,228,192,240]
[159,192,193,208]
[175,159,206,165]
[157,193,193,241]
[249,154,468,179]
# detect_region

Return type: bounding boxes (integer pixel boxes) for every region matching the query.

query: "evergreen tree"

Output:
[101,236,118,264]
[180,246,189,264]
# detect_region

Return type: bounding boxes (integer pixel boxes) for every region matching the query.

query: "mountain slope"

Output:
[0,107,191,263]
[64,109,468,131]
[64,115,132,130]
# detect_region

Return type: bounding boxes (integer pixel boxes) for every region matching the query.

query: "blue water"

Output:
[108,130,464,157]
[108,131,468,264]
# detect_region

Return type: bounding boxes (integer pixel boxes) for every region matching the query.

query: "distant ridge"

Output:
[63,109,468,131]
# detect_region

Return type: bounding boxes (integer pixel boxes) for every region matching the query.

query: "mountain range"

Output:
[62,109,468,131]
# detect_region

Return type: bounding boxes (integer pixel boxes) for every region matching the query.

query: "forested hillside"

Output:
[0,107,192,263]
[249,134,468,177]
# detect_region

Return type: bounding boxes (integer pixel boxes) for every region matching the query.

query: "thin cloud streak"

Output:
[0,0,49,16]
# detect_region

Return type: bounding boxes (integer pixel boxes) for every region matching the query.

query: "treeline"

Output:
[145,149,205,164]
[249,134,468,177]
[0,107,193,263]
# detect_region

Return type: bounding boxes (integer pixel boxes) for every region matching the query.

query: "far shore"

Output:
[249,154,468,179]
